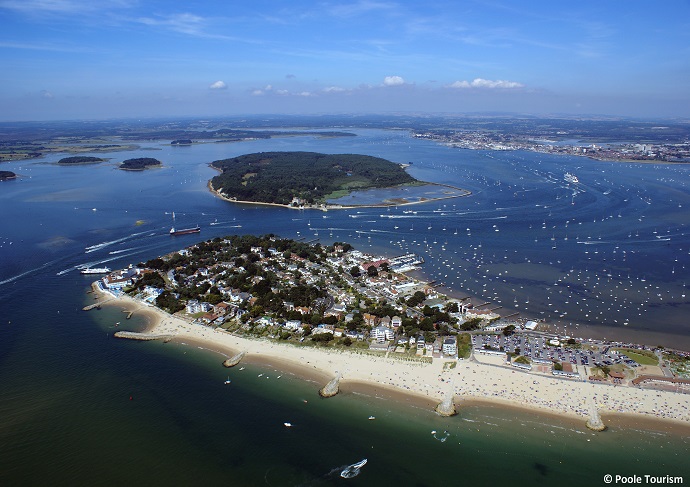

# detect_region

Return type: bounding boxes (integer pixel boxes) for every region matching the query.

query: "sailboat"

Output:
[224,376,231,385]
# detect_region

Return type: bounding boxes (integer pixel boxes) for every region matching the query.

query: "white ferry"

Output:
[80,267,111,274]
[564,173,579,184]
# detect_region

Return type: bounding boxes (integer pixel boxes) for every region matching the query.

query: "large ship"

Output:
[169,212,201,236]
[564,172,579,184]
[80,267,110,274]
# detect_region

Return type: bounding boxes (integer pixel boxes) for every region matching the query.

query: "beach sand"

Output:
[94,287,690,431]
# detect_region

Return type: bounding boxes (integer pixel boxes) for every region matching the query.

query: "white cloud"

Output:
[40,89,54,99]
[209,80,227,90]
[322,86,347,93]
[383,75,405,86]
[448,78,524,89]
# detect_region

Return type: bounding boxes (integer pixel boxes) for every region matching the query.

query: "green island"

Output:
[0,170,17,181]
[209,151,418,207]
[57,156,106,165]
[119,157,162,171]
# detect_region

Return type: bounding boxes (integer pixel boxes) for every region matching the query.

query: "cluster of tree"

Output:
[210,151,416,205]
[119,157,162,170]
[171,139,193,145]
[57,156,104,164]
[0,170,17,181]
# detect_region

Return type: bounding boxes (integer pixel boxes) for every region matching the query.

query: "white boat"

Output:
[224,377,231,385]
[368,416,376,420]
[340,459,367,479]
[564,173,579,184]
[80,267,110,274]
[283,422,292,427]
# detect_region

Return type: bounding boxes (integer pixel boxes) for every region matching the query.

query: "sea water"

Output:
[1,128,689,485]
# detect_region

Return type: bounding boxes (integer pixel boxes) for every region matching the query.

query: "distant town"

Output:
[94,234,690,393]
[412,129,690,163]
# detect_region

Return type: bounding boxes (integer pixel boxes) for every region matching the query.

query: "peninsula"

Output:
[90,234,690,429]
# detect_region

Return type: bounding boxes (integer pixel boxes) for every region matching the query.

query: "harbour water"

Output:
[1,128,689,484]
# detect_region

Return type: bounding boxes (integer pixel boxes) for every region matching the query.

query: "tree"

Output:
[366,265,378,277]
[342,336,353,347]
[445,302,459,313]
[502,324,516,336]
[350,266,361,277]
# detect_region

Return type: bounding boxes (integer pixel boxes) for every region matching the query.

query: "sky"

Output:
[1,0,689,121]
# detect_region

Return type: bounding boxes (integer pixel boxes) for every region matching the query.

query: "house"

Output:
[284,320,302,331]
[362,313,377,327]
[416,336,425,350]
[186,299,201,314]
[391,316,402,328]
[442,337,457,356]
[372,325,394,343]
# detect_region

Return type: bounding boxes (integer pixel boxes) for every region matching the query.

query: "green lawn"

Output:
[615,348,658,366]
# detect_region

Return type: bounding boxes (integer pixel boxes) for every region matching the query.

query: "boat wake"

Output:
[84,230,150,253]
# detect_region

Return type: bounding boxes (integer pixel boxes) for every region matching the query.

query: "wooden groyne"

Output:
[223,351,246,368]
[113,331,173,342]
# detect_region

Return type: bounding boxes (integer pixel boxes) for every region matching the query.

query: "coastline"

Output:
[92,285,690,432]
[207,179,471,211]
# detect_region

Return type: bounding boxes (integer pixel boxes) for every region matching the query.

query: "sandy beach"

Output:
[96,287,690,430]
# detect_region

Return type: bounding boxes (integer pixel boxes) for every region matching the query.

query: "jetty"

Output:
[222,351,246,367]
[319,372,342,398]
[113,331,173,341]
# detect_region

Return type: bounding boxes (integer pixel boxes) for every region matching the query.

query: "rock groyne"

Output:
[223,351,246,368]
[113,331,173,342]
[435,394,457,417]
[319,373,342,398]
[585,398,607,431]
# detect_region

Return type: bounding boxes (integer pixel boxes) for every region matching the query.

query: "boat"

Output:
[224,376,231,385]
[368,416,376,420]
[340,459,367,479]
[564,173,579,184]
[80,267,110,274]
[169,212,200,236]
[283,422,292,427]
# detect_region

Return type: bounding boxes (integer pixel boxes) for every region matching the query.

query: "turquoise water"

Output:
[1,128,689,485]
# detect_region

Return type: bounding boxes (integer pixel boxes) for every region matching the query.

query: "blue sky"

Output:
[1,0,689,120]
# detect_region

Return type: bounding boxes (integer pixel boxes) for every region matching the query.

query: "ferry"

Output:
[80,267,110,274]
[564,173,579,184]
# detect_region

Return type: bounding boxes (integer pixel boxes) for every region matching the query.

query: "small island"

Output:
[119,157,162,171]
[171,139,193,145]
[0,170,17,181]
[209,151,419,208]
[57,156,106,165]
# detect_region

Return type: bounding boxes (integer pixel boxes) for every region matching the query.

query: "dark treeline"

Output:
[210,151,416,205]
[57,156,104,164]
[119,157,162,170]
